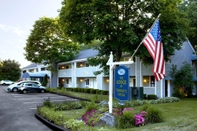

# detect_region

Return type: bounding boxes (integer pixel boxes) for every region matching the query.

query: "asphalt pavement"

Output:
[0,85,75,131]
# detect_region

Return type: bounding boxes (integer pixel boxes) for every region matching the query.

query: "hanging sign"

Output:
[114,65,130,101]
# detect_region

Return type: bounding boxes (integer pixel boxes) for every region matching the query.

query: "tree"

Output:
[179,0,197,49]
[42,74,48,87]
[0,59,21,81]
[59,0,192,75]
[24,17,80,87]
[170,62,194,98]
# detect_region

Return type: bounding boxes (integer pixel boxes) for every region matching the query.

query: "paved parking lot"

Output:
[0,85,76,131]
[8,90,77,109]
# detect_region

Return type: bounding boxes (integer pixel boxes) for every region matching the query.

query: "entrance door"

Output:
[165,80,168,97]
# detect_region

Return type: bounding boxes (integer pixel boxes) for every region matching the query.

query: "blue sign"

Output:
[114,65,130,101]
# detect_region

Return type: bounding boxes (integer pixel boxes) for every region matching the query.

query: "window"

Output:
[143,76,155,87]
[66,65,69,69]
[150,76,155,87]
[143,76,149,87]
[85,63,89,67]
[28,69,34,72]
[85,79,89,85]
[59,64,71,70]
[41,67,46,71]
[66,79,69,84]
[77,62,85,68]
[59,65,65,70]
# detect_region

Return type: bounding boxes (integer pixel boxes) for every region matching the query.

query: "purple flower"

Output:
[134,114,146,125]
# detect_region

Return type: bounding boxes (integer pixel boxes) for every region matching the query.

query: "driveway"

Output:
[0,85,75,131]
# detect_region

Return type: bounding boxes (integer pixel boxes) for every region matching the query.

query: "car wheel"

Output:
[12,88,18,92]
[23,90,27,94]
[40,89,45,93]
[2,83,5,85]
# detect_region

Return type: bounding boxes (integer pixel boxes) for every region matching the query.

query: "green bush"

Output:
[172,87,185,99]
[142,105,163,123]
[85,99,99,112]
[102,90,109,95]
[37,107,67,126]
[96,90,102,95]
[86,88,91,93]
[116,109,135,129]
[41,74,48,86]
[73,88,78,92]
[64,119,85,131]
[53,101,83,111]
[43,97,52,108]
[143,94,147,99]
[147,94,157,100]
[90,89,97,94]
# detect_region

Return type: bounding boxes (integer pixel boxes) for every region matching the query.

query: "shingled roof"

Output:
[72,48,98,60]
[22,49,99,69]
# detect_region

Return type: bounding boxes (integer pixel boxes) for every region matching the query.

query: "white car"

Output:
[7,80,41,92]
[0,80,14,85]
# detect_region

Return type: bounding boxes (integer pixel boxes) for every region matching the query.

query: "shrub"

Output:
[85,99,99,112]
[53,101,83,111]
[102,90,109,95]
[142,105,163,123]
[143,94,147,99]
[147,94,157,100]
[57,86,64,90]
[86,88,91,93]
[43,97,52,108]
[96,90,102,95]
[81,109,102,127]
[172,87,185,99]
[64,119,85,131]
[37,106,67,126]
[41,74,48,86]
[116,108,135,129]
[90,89,97,94]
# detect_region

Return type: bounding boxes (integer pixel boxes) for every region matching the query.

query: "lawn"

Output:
[44,88,197,130]
[55,98,197,131]
[127,98,197,131]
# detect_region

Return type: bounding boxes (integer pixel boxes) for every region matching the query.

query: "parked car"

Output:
[0,80,14,85]
[7,80,41,92]
[18,83,46,94]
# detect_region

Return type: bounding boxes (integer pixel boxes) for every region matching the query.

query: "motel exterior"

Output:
[21,40,197,98]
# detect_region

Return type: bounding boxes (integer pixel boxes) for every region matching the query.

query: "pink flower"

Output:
[134,114,145,125]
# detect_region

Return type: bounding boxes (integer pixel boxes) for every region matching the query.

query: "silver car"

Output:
[0,80,14,85]
[18,83,46,94]
[7,80,41,92]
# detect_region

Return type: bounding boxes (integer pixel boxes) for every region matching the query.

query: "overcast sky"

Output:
[0,0,62,68]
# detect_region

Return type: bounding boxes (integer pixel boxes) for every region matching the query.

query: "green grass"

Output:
[127,98,197,131]
[47,88,111,102]
[64,108,86,119]
[62,98,197,131]
[45,88,197,130]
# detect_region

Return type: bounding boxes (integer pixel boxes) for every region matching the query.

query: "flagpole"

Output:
[129,14,161,60]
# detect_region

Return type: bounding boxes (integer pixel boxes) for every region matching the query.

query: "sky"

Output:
[0,0,63,68]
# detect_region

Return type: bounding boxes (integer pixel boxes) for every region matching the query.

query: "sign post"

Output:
[107,52,134,113]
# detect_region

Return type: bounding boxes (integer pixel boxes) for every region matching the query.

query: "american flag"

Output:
[142,20,165,81]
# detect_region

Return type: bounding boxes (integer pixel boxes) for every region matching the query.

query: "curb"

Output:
[35,113,70,131]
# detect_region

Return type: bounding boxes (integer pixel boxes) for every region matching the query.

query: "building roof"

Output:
[21,63,37,70]
[72,48,98,60]
[22,72,49,78]
[21,49,99,69]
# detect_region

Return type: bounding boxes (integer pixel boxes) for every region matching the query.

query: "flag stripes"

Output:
[142,20,165,81]
[142,35,156,60]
